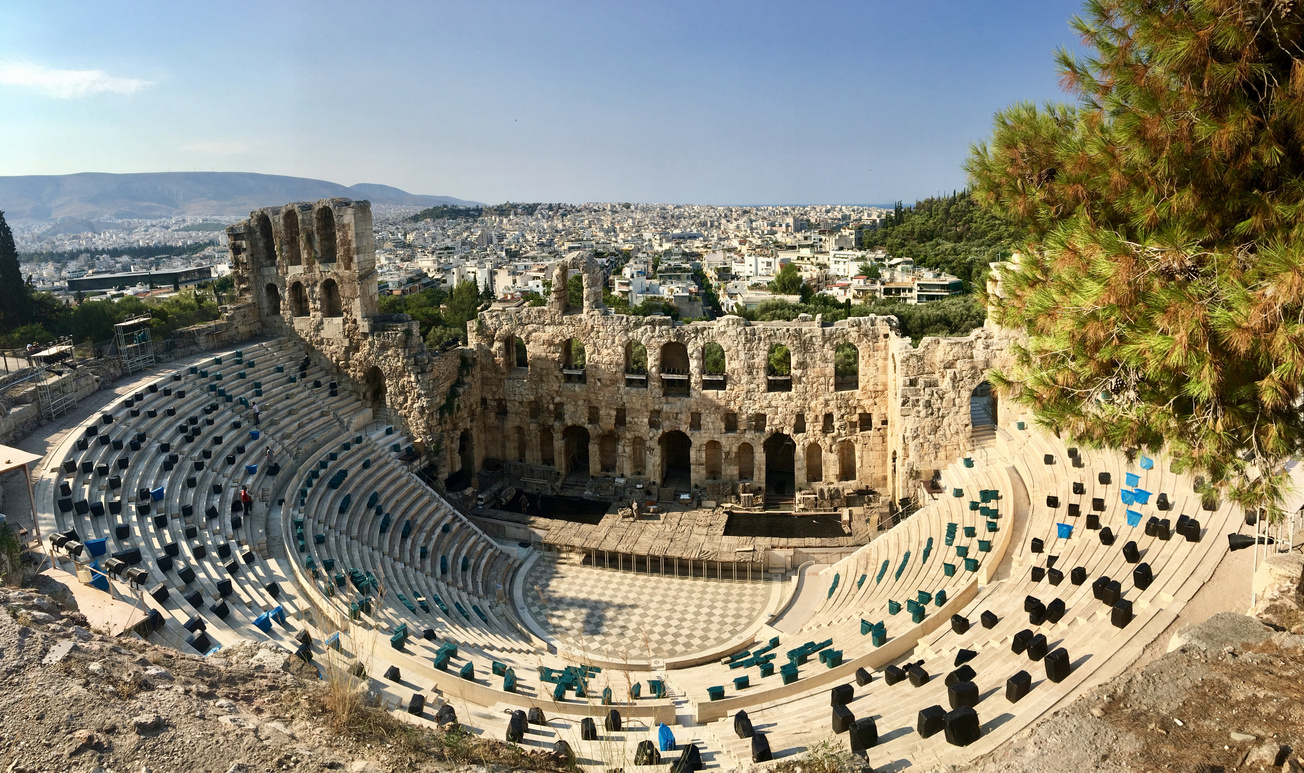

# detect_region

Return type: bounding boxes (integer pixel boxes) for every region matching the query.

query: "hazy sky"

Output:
[0,0,1086,205]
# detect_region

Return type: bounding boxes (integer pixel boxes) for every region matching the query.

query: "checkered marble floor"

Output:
[522,555,771,661]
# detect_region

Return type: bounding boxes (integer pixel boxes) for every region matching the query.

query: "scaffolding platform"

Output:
[32,338,79,420]
[115,315,155,374]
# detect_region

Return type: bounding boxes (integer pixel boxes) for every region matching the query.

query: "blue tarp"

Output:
[1056,522,1073,539]
[1126,509,1143,527]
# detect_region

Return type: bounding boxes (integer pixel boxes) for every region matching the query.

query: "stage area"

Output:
[723,511,846,538]
[521,552,774,662]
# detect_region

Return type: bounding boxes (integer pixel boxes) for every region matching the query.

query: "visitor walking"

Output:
[251,401,260,425]
[240,486,253,516]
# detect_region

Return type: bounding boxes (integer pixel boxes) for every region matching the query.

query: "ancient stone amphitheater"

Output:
[34,199,1239,771]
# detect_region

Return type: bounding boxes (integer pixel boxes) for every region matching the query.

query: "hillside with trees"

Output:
[862,190,1018,288]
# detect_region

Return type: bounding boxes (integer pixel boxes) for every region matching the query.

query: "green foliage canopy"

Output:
[861,191,1016,288]
[967,0,1304,519]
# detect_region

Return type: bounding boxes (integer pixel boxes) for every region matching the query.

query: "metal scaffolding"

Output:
[115,315,155,374]
[32,337,79,420]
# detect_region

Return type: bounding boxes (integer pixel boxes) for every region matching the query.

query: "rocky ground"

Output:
[0,579,565,773]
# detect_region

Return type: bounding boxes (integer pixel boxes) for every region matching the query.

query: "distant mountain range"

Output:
[0,172,479,221]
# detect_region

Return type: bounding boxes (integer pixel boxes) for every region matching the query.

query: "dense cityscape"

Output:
[15,202,970,316]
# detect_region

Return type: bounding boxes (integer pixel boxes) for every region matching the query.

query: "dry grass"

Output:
[771,738,866,773]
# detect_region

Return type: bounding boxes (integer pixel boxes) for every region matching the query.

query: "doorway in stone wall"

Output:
[562,425,590,481]
[659,430,692,489]
[763,432,796,503]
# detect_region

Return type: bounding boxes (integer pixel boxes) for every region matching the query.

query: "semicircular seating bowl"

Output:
[35,339,1239,769]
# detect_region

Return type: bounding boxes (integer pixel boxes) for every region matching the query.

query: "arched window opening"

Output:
[764,433,796,497]
[766,344,792,392]
[705,440,723,479]
[837,440,856,482]
[702,342,726,390]
[737,442,754,481]
[320,278,342,317]
[659,430,692,487]
[264,283,281,316]
[315,206,337,265]
[255,213,275,268]
[514,337,528,369]
[660,341,690,397]
[282,209,302,267]
[806,443,823,483]
[562,338,586,384]
[625,340,648,388]
[834,343,859,391]
[289,282,309,317]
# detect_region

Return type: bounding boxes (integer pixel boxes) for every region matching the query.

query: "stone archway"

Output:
[254,213,275,270]
[737,442,754,481]
[837,440,856,482]
[659,430,691,487]
[289,282,309,317]
[764,433,796,497]
[281,208,302,267]
[320,278,342,317]
[264,283,281,316]
[315,206,337,265]
[562,425,590,478]
[705,440,723,479]
[805,442,823,483]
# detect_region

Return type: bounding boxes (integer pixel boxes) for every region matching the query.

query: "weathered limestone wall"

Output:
[888,326,1023,494]
[469,258,902,499]
[225,200,1025,502]
[226,200,474,466]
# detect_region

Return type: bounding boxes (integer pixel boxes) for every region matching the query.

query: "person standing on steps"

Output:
[251,401,260,425]
[240,486,253,516]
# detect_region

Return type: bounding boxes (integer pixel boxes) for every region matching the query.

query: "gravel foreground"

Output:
[0,580,564,773]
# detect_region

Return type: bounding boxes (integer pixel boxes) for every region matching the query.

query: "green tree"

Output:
[769,262,804,295]
[766,344,791,376]
[967,0,1304,520]
[567,273,584,309]
[441,281,483,344]
[0,211,28,326]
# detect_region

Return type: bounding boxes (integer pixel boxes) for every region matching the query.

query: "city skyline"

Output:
[1,0,1084,205]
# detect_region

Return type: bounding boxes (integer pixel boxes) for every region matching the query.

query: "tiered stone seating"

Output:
[34,338,1239,768]
[38,340,382,657]
[684,435,1235,767]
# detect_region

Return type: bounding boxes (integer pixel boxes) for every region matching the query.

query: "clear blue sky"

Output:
[0,0,1086,205]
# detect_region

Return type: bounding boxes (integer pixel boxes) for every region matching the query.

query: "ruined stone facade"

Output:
[226,200,476,473]
[226,201,1021,502]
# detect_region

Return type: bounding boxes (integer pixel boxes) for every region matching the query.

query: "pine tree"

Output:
[968,0,1304,521]
[0,210,27,327]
